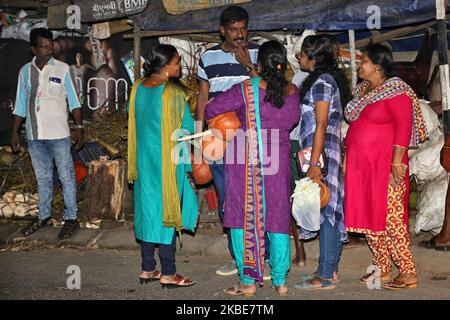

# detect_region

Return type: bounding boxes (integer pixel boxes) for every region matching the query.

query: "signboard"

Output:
[73,0,150,22]
[47,0,72,29]
[162,0,252,15]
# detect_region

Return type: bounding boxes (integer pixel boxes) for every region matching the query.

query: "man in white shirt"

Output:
[10,28,84,239]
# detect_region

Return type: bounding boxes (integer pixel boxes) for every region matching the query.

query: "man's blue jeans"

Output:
[318,218,343,279]
[210,161,235,259]
[28,137,77,221]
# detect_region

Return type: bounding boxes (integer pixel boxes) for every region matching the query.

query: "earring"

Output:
[165,71,169,78]
[310,65,315,72]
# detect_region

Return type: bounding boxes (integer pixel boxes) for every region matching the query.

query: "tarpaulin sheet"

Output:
[131,0,448,32]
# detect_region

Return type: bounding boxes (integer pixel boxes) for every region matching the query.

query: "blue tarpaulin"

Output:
[132,0,448,32]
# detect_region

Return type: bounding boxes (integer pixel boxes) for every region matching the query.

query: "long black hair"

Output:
[362,44,396,78]
[143,44,178,77]
[299,35,351,107]
[258,40,288,108]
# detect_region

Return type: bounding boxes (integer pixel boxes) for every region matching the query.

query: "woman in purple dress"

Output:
[205,40,300,297]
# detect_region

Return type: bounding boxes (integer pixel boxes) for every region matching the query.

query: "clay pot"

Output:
[201,135,227,161]
[190,153,213,185]
[208,112,241,141]
[316,180,331,208]
[74,160,88,184]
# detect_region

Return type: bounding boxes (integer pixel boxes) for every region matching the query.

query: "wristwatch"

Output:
[244,64,254,73]
[74,124,84,129]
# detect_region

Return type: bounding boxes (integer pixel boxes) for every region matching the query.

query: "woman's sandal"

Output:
[223,282,257,297]
[383,278,418,290]
[302,272,341,284]
[160,274,195,289]
[359,270,392,284]
[272,284,288,296]
[294,276,336,290]
[139,270,162,284]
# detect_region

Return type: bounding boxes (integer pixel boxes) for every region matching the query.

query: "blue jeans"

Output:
[28,137,77,221]
[141,235,176,276]
[318,218,343,279]
[210,161,235,259]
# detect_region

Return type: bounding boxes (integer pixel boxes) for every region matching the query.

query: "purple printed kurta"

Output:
[205,83,300,234]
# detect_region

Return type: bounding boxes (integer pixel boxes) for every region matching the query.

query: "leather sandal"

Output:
[139,270,161,284]
[160,274,195,289]
[223,282,256,297]
[58,219,79,240]
[22,217,53,236]
[272,284,288,296]
[303,272,341,284]
[383,279,418,290]
[359,270,392,284]
[294,276,336,290]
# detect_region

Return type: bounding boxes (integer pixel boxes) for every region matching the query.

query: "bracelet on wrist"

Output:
[74,124,84,129]
[244,64,254,73]
[309,162,321,168]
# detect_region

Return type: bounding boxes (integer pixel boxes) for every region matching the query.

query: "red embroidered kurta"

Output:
[344,94,413,235]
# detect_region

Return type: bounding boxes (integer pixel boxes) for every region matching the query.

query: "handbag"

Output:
[295,147,328,178]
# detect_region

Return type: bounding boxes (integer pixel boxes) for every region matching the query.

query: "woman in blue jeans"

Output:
[294,35,350,290]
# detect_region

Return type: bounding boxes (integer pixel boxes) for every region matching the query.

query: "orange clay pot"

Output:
[74,160,88,185]
[190,153,213,185]
[201,134,228,162]
[208,112,241,141]
[316,180,331,208]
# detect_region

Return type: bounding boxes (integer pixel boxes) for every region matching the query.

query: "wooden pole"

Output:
[133,23,141,83]
[436,0,450,136]
[348,30,357,90]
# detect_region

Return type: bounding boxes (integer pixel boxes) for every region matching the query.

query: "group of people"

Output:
[11,5,438,297]
[126,5,428,295]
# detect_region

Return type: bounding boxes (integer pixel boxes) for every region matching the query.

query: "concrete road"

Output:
[1,237,450,300]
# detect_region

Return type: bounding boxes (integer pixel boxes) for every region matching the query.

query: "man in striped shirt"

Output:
[10,28,84,240]
[195,6,259,277]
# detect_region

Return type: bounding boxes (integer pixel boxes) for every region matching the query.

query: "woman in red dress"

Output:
[344,44,428,290]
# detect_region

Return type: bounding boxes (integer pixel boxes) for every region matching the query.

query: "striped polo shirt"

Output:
[197,43,259,99]
[13,57,81,140]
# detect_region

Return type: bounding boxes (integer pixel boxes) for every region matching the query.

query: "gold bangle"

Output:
[443,145,450,149]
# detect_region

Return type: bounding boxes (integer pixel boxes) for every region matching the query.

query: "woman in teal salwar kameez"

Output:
[127,44,198,288]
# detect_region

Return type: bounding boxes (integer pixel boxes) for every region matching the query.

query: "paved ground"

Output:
[1,219,450,300]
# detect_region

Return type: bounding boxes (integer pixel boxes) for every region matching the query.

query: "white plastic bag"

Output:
[291,177,321,231]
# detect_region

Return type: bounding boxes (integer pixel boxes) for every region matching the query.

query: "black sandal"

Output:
[58,219,80,239]
[22,217,53,236]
